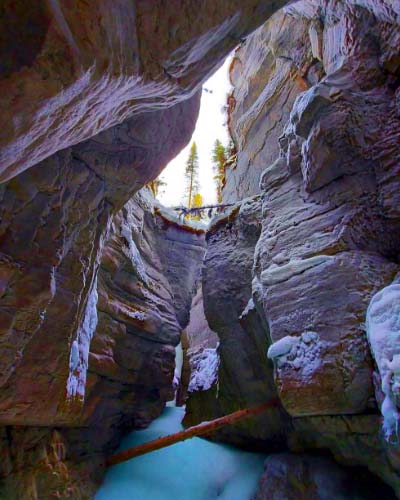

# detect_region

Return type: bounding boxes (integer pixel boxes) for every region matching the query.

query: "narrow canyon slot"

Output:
[0,1,400,499]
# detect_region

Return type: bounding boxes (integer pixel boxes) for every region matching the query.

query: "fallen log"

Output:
[106,398,280,466]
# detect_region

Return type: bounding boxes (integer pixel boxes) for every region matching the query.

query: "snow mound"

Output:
[96,406,266,500]
[267,335,299,360]
[366,284,400,441]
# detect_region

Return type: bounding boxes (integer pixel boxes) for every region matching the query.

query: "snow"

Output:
[95,406,267,500]
[366,284,400,441]
[173,342,183,392]
[154,202,208,231]
[66,277,98,399]
[239,297,255,320]
[267,332,324,379]
[188,346,220,392]
[267,335,299,360]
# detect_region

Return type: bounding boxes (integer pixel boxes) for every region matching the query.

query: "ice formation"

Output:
[366,284,400,441]
[66,277,98,399]
[95,406,266,500]
[173,342,183,391]
[121,222,148,284]
[188,346,220,392]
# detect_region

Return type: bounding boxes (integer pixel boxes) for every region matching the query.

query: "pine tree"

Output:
[211,139,227,203]
[184,142,200,208]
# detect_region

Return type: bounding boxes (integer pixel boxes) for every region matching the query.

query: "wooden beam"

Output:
[106,398,280,467]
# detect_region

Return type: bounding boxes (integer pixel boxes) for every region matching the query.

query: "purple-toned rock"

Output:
[0,191,205,499]
[253,452,396,500]
[0,0,288,182]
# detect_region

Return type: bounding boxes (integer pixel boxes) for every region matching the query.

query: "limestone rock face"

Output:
[0,95,200,427]
[187,0,400,494]
[253,452,396,500]
[0,0,288,182]
[185,198,287,448]
[84,192,206,431]
[223,8,314,202]
[253,0,400,418]
[0,192,206,499]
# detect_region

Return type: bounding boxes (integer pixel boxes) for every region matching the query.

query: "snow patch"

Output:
[66,277,98,399]
[188,345,220,393]
[239,297,255,320]
[267,331,324,378]
[267,335,299,360]
[366,284,400,441]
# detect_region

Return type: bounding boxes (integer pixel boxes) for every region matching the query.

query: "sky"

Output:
[157,56,232,207]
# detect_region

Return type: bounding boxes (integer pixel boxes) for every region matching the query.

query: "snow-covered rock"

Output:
[188,346,220,393]
[367,284,400,440]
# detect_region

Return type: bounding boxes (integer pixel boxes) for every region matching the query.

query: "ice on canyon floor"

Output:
[95,406,266,500]
[366,284,400,441]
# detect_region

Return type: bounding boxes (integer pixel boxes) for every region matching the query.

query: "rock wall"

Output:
[184,198,287,449]
[0,192,206,499]
[0,95,200,427]
[253,452,397,500]
[186,0,400,495]
[0,0,288,182]
[0,2,293,497]
[224,7,314,201]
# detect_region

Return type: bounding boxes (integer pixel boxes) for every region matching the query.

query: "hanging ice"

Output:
[121,222,148,284]
[66,277,98,399]
[366,284,400,441]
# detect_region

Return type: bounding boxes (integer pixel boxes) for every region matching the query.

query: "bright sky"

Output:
[157,56,232,207]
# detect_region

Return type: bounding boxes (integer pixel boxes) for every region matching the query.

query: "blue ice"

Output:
[95,406,266,500]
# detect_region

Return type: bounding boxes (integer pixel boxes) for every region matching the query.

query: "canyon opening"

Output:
[1,1,400,499]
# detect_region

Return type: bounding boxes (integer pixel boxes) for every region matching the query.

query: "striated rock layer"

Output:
[186,0,400,496]
[0,192,206,499]
[184,198,287,449]
[0,0,289,182]
[0,95,200,427]
[0,2,292,497]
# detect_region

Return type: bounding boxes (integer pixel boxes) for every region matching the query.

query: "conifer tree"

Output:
[184,142,200,208]
[211,139,227,203]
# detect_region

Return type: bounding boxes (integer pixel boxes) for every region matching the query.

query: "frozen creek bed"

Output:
[95,406,266,500]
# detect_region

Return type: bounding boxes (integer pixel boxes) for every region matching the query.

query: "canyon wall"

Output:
[1,0,400,497]
[186,0,400,495]
[1,2,292,497]
[0,192,205,499]
[0,0,288,181]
